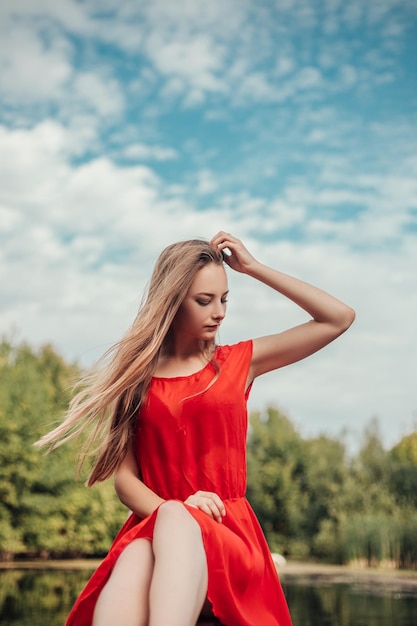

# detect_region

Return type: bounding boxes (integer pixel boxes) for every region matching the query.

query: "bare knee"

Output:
[155,500,201,538]
[156,499,189,519]
[156,500,201,534]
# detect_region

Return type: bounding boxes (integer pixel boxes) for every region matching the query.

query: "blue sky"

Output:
[1,0,416,451]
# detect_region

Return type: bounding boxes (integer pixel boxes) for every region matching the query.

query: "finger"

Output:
[198,491,224,508]
[185,498,219,521]
[199,502,216,520]
[208,493,226,517]
[190,492,226,522]
[211,232,236,247]
[211,230,230,240]
[210,232,223,246]
[200,501,223,523]
[200,492,226,521]
[211,240,237,262]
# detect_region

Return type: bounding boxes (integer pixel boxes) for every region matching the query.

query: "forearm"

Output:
[246,261,355,329]
[114,470,165,518]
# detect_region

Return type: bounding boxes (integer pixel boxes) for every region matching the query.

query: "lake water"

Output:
[1,567,417,625]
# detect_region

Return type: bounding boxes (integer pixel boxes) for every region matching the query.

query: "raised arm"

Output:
[211,231,355,382]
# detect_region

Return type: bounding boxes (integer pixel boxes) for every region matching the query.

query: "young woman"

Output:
[37,231,355,626]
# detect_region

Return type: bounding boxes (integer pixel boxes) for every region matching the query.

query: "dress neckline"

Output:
[152,347,220,381]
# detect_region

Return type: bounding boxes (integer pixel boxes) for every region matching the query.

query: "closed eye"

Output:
[196,298,228,306]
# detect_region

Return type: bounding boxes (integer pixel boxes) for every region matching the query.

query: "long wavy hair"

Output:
[35,239,225,486]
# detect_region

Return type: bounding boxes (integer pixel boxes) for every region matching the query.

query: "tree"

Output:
[388,432,417,507]
[0,339,127,559]
[246,407,309,554]
[303,435,348,538]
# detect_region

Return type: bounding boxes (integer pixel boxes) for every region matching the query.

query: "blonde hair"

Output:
[35,239,225,486]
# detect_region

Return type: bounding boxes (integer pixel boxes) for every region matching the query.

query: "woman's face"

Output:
[172,263,228,342]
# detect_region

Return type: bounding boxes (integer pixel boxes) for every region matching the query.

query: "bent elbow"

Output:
[339,306,356,332]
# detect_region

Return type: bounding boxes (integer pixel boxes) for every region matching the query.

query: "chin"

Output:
[201,333,217,342]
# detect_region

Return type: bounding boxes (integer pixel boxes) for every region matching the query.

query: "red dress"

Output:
[66,341,292,626]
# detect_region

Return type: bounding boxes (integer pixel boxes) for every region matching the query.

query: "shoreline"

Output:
[0,559,103,570]
[1,559,417,590]
[276,561,417,593]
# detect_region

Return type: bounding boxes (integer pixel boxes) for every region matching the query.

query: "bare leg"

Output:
[93,538,154,626]
[149,501,208,626]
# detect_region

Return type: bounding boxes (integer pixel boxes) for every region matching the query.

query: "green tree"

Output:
[388,432,417,507]
[246,407,309,554]
[0,339,127,559]
[303,435,348,538]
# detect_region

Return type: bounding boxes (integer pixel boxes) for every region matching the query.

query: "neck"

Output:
[163,335,215,360]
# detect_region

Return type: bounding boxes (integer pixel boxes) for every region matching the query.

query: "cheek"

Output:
[177,304,200,327]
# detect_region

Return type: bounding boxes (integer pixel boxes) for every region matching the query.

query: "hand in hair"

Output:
[211,231,257,274]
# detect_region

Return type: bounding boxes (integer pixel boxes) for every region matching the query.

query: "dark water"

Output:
[0,568,416,625]
[283,580,417,626]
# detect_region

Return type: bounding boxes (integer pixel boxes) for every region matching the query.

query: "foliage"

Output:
[246,407,309,554]
[246,405,417,569]
[388,432,417,507]
[0,339,127,559]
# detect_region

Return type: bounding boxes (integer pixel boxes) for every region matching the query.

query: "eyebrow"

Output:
[195,290,229,297]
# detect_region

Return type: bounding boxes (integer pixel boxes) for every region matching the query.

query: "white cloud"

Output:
[194,170,219,196]
[0,0,411,119]
[267,200,306,228]
[305,129,328,144]
[145,32,227,95]
[0,0,93,34]
[0,15,124,125]
[275,56,295,76]
[141,0,249,39]
[338,64,357,87]
[237,72,279,102]
[0,23,72,101]
[294,66,323,90]
[72,72,125,117]
[122,143,178,161]
[0,205,22,233]
[0,122,72,205]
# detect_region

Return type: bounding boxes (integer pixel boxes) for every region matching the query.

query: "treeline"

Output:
[0,339,127,560]
[1,340,417,567]
[247,408,417,569]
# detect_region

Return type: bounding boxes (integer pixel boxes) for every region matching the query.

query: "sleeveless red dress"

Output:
[66,341,292,626]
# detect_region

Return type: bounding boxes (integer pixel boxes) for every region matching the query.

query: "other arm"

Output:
[114,442,225,522]
[114,442,165,518]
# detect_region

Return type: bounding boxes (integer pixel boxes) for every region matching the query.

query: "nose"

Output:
[212,300,226,321]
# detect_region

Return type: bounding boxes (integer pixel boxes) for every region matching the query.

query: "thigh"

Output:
[112,537,154,578]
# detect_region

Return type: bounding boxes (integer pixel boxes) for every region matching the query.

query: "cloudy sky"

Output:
[1,0,416,451]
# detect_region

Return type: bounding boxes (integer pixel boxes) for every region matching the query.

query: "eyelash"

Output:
[197,299,228,306]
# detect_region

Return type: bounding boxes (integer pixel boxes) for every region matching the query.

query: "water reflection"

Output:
[0,569,416,626]
[284,581,417,626]
[0,569,91,626]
